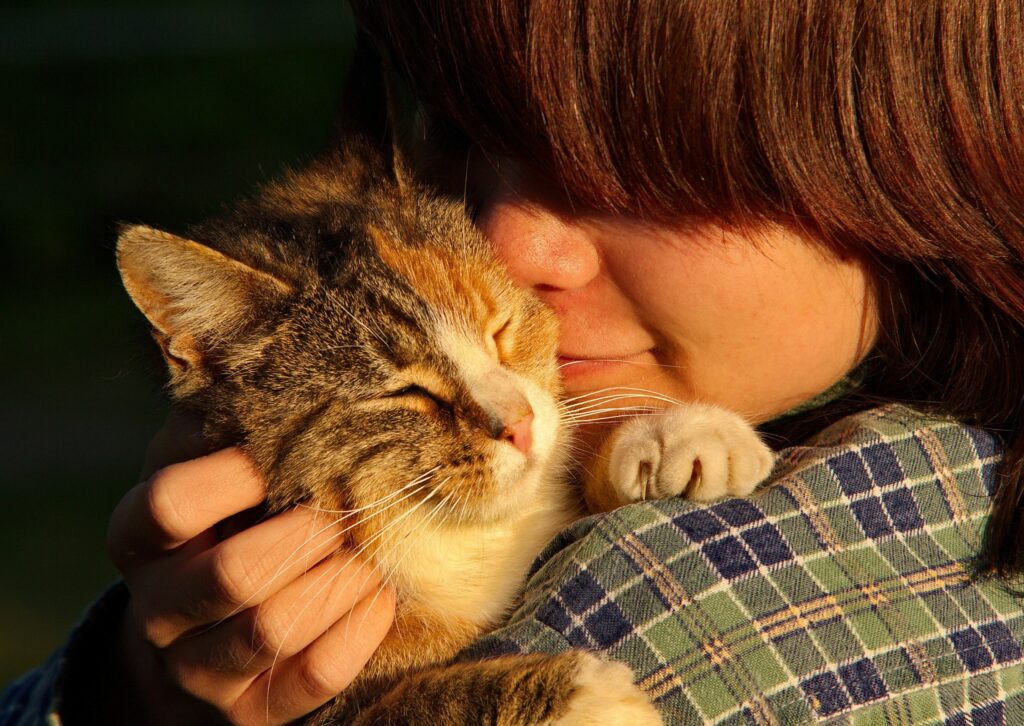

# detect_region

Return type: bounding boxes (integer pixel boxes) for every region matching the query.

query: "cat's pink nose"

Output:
[500,412,534,455]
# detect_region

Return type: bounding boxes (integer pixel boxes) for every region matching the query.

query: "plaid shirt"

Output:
[4,404,1022,724]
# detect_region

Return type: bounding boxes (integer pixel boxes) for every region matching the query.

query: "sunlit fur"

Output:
[115,141,635,722]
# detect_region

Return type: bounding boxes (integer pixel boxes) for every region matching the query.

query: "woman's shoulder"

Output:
[473,404,1022,724]
[766,402,1001,543]
[558,402,1002,575]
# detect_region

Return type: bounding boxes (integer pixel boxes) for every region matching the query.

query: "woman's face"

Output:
[476,161,878,445]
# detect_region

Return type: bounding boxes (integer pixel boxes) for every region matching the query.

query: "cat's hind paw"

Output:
[552,653,662,726]
[607,403,775,503]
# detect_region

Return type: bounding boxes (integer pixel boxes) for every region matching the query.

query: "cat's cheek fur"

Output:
[435,325,567,524]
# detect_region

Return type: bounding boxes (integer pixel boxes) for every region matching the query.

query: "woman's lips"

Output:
[557,349,653,381]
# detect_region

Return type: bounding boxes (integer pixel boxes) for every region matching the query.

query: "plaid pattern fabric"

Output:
[4,404,1021,725]
[463,404,1024,724]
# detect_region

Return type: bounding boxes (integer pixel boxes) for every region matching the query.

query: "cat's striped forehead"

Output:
[366,222,512,338]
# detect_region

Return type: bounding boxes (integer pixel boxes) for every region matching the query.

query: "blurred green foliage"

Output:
[1,1,356,684]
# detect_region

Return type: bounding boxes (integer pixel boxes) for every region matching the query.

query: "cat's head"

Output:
[116,143,565,536]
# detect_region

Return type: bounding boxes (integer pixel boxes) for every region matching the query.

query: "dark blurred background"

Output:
[1,1,356,683]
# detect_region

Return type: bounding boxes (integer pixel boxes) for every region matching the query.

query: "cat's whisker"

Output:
[261,476,430,584]
[184,514,355,638]
[564,406,666,420]
[561,382,688,405]
[362,484,453,590]
[318,342,375,353]
[282,479,440,607]
[562,402,664,418]
[560,393,677,413]
[342,478,452,574]
[560,386,687,407]
[380,493,454,600]
[563,405,666,421]
[297,467,441,515]
[565,414,669,426]
[195,475,440,637]
[365,484,465,643]
[344,482,454,643]
[262,536,387,690]
[560,386,640,404]
[556,358,687,371]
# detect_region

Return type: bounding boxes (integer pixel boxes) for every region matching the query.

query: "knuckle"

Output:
[144,465,193,542]
[209,547,260,607]
[138,610,179,649]
[296,656,348,702]
[248,607,293,658]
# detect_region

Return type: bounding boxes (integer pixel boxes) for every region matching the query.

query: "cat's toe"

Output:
[658,436,725,501]
[553,653,663,726]
[726,436,776,497]
[607,420,663,503]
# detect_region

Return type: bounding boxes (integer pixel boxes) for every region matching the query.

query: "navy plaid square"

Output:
[741,523,793,567]
[861,442,904,487]
[537,598,572,632]
[802,672,850,717]
[851,496,894,539]
[882,488,925,532]
[703,535,758,579]
[950,627,995,672]
[967,428,1001,460]
[713,499,764,527]
[559,570,605,614]
[673,509,725,542]
[829,451,873,495]
[979,621,1023,663]
[583,602,632,648]
[971,702,1005,726]
[838,658,887,704]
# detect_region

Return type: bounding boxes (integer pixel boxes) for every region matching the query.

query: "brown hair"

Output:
[351,1,1024,577]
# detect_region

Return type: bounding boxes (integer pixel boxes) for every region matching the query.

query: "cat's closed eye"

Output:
[487,316,514,362]
[383,383,452,415]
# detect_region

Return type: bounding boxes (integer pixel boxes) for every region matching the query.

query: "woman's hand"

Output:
[106,414,396,725]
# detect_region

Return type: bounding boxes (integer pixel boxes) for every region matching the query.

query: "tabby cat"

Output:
[116,60,773,726]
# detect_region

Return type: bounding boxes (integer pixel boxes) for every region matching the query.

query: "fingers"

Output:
[109,424,395,725]
[133,507,349,647]
[139,411,210,479]
[166,551,384,704]
[109,448,267,570]
[233,586,397,725]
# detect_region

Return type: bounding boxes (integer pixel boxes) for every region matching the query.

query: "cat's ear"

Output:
[333,29,414,196]
[116,224,294,378]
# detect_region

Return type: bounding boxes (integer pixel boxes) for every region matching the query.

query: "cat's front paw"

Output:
[552,653,662,726]
[606,404,775,503]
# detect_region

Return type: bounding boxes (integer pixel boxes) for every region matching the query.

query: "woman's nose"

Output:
[477,179,601,293]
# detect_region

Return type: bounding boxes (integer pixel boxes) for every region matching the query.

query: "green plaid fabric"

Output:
[463,404,1024,724]
[4,404,1022,725]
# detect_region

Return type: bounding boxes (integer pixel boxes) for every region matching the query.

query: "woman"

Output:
[5,1,1023,723]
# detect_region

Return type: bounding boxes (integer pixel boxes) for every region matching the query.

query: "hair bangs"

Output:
[355,1,835,226]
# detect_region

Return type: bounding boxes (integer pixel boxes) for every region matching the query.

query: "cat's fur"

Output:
[116,50,772,726]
